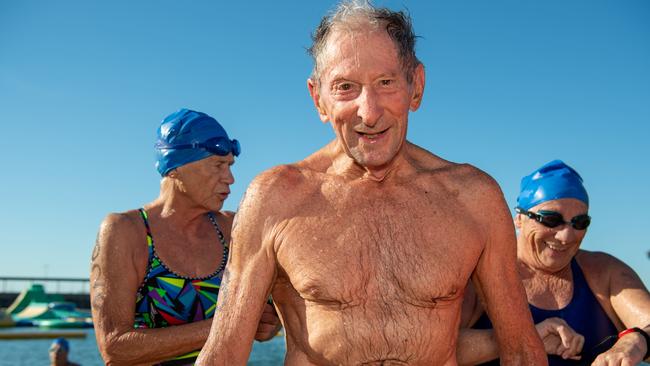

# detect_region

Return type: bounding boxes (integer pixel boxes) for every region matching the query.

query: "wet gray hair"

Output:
[308,0,420,84]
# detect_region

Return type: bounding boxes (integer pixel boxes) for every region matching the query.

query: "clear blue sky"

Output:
[1,0,648,285]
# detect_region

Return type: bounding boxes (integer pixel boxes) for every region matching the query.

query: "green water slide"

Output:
[6,284,64,315]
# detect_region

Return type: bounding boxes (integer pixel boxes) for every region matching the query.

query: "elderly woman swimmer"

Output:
[90,109,280,366]
[459,160,650,366]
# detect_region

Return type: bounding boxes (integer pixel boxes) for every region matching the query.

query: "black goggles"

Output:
[515,207,591,230]
[156,137,240,157]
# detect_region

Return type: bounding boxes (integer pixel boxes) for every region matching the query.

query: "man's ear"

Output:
[409,63,425,112]
[307,78,329,123]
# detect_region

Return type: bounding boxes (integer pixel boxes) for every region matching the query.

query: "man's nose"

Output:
[356,87,383,127]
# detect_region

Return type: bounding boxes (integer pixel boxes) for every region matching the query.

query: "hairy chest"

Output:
[274,186,484,307]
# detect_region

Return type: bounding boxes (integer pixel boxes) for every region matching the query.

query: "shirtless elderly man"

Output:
[197,2,546,365]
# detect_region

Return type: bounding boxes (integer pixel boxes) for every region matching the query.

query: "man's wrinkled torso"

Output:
[270,168,485,365]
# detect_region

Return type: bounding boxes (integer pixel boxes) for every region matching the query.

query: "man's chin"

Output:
[350,149,398,169]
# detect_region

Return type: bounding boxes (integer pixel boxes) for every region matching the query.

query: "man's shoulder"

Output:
[405,148,503,211]
[408,144,497,187]
[418,160,501,200]
[243,163,318,213]
[440,163,496,187]
[250,164,312,194]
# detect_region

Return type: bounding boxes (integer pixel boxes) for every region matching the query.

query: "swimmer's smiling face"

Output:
[308,27,424,172]
[516,198,588,273]
[171,154,235,212]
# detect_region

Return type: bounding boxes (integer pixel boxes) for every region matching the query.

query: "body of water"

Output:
[2,328,649,365]
[0,328,286,365]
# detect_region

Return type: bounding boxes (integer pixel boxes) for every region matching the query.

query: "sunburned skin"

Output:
[197,17,546,366]
[271,155,485,365]
[197,140,526,366]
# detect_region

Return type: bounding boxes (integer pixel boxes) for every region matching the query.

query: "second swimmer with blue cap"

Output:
[49,337,79,366]
[460,160,650,366]
[90,109,281,366]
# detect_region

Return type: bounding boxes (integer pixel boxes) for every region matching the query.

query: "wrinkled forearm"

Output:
[195,301,262,366]
[100,319,212,365]
[498,331,548,366]
[456,328,499,365]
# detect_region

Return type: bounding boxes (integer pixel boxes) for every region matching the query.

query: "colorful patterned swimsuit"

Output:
[134,208,229,366]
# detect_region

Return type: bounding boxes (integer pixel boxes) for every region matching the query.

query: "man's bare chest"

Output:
[274,189,484,307]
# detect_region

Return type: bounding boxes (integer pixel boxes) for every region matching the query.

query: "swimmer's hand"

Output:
[254,303,282,342]
[535,317,584,360]
[592,330,647,366]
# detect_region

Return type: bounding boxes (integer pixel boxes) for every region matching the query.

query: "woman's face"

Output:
[516,198,589,273]
[173,154,235,212]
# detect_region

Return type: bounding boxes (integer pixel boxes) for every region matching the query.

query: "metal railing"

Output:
[0,276,90,294]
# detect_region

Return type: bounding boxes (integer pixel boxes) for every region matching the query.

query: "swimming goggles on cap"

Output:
[515,207,591,230]
[156,137,241,157]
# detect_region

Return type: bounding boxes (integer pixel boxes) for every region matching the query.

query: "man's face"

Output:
[308,28,424,170]
[516,198,588,273]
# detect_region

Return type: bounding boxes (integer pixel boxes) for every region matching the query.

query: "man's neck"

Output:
[327,143,411,183]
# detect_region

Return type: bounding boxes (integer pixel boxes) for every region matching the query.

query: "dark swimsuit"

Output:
[472,258,618,366]
[134,208,229,366]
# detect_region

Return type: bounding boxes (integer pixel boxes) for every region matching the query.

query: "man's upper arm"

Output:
[471,176,526,329]
[198,168,293,365]
[468,171,546,364]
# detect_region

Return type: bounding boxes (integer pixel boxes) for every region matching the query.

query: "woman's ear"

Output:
[514,213,522,229]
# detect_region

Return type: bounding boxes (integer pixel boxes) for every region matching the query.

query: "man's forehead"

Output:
[319,28,401,79]
[323,27,390,53]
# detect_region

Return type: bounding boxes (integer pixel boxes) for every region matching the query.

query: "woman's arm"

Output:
[457,317,585,365]
[90,212,213,365]
[592,253,650,365]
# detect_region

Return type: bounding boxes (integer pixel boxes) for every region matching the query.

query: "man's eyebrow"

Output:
[377,72,399,78]
[328,74,352,83]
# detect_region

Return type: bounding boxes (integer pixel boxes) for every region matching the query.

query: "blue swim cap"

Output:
[516,160,589,210]
[154,108,239,176]
[50,337,69,352]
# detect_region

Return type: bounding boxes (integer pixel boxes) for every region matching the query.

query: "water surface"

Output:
[0,328,285,365]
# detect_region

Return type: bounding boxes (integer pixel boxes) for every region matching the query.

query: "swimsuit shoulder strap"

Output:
[569,257,589,301]
[138,208,156,265]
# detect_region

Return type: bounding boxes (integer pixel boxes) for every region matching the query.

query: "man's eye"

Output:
[338,83,352,91]
[380,79,394,86]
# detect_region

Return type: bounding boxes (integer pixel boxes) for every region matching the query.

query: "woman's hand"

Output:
[254,303,282,342]
[591,331,647,366]
[535,317,585,360]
